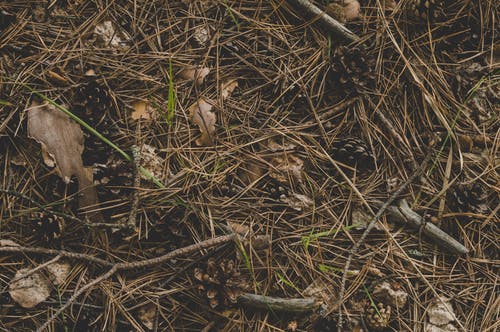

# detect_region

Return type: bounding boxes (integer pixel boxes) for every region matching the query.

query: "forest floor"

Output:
[0,1,498,331]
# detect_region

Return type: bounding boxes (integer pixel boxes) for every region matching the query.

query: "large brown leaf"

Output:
[27,100,101,220]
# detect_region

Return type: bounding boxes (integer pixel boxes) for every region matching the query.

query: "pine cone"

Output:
[329,45,376,95]
[449,182,489,216]
[407,0,442,21]
[263,178,291,200]
[32,212,64,242]
[194,258,245,309]
[365,302,391,331]
[330,137,374,170]
[93,157,134,197]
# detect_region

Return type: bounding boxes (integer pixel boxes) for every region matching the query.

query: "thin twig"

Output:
[237,293,321,313]
[336,150,434,331]
[287,0,359,43]
[27,234,237,331]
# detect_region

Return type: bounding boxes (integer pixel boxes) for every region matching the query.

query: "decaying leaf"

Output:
[93,21,129,49]
[426,297,456,326]
[27,100,101,220]
[267,139,297,153]
[188,79,238,146]
[269,154,304,183]
[140,144,164,180]
[193,26,210,47]
[189,98,215,146]
[227,222,251,236]
[343,0,360,21]
[239,160,265,185]
[281,193,313,211]
[138,303,156,330]
[178,66,210,86]
[221,79,238,100]
[131,101,156,121]
[372,281,408,308]
[9,269,50,308]
[351,206,383,230]
[46,262,71,286]
[303,278,337,311]
[9,261,72,308]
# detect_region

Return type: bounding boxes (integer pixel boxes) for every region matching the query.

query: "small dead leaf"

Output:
[0,239,20,247]
[9,268,51,308]
[141,144,164,180]
[193,26,210,47]
[424,324,459,332]
[46,262,71,286]
[93,21,129,49]
[303,278,337,311]
[267,139,296,152]
[27,100,101,220]
[426,297,456,326]
[227,222,251,236]
[189,98,215,146]
[221,79,238,100]
[372,281,408,308]
[131,101,156,121]
[343,0,360,21]
[251,235,272,250]
[239,161,265,185]
[138,303,156,330]
[281,193,313,211]
[178,66,210,86]
[351,206,383,230]
[269,154,304,183]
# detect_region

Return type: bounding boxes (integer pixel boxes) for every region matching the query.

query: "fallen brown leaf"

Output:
[9,268,51,308]
[178,66,210,86]
[27,100,101,220]
[189,98,215,146]
[269,154,304,183]
[221,79,238,100]
[131,101,156,121]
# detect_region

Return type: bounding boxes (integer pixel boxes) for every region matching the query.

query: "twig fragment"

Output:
[380,199,468,254]
[287,0,359,43]
[237,293,321,313]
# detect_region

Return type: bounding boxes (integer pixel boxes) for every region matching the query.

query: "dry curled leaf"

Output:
[281,193,313,211]
[221,79,238,100]
[27,100,101,220]
[343,0,360,21]
[178,66,210,86]
[269,154,304,183]
[46,262,71,286]
[9,268,51,308]
[138,303,156,330]
[193,26,210,47]
[93,21,129,49]
[372,281,408,308]
[140,144,164,180]
[426,297,456,326]
[189,98,215,146]
[131,101,156,121]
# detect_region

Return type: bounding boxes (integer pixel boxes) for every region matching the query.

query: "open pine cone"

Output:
[194,257,246,309]
[365,302,391,331]
[330,137,375,170]
[407,0,443,21]
[449,182,489,216]
[329,45,376,95]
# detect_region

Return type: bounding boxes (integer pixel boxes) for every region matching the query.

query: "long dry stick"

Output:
[0,234,237,332]
[336,151,434,331]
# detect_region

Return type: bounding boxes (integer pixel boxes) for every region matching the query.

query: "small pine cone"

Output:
[329,45,376,95]
[32,212,64,242]
[365,302,391,331]
[75,72,113,114]
[93,158,134,197]
[330,137,374,170]
[194,258,244,308]
[407,0,442,21]
[264,178,290,200]
[449,182,489,216]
